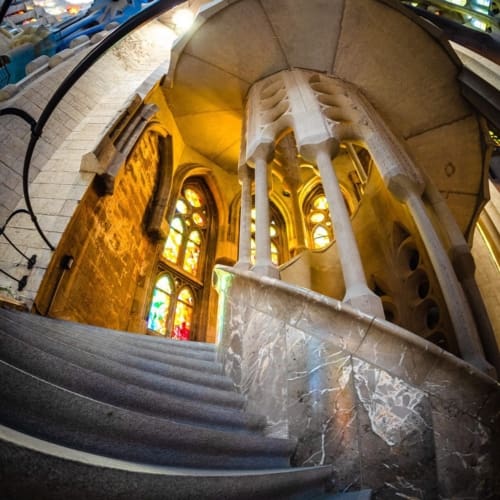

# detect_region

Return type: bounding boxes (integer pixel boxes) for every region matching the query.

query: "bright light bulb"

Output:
[172,8,194,33]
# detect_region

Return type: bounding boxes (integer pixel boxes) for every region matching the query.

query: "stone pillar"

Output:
[393,176,494,376]
[288,177,307,254]
[251,145,279,278]
[423,176,499,377]
[303,140,384,318]
[235,163,253,270]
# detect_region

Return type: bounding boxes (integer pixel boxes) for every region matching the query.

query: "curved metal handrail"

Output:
[12,0,182,250]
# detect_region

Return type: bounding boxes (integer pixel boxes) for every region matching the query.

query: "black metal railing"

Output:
[0,209,36,291]
[0,0,183,291]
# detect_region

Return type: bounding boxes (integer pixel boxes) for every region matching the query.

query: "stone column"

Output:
[423,176,499,377]
[288,177,307,254]
[304,139,384,318]
[235,163,253,270]
[393,177,494,376]
[251,144,279,279]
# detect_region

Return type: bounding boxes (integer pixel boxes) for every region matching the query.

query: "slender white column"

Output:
[235,164,252,270]
[312,141,384,317]
[252,147,279,278]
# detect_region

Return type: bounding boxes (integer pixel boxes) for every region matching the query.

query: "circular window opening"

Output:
[397,240,420,275]
[426,305,440,330]
[408,249,420,271]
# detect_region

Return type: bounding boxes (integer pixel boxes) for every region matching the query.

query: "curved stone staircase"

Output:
[0,307,371,499]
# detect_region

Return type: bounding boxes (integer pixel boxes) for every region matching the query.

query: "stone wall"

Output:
[214,265,500,499]
[0,21,175,303]
[35,129,162,331]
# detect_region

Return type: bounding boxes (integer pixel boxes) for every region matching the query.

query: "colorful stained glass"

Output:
[192,212,205,226]
[183,231,201,275]
[147,275,173,335]
[172,287,194,340]
[184,188,202,208]
[163,218,183,263]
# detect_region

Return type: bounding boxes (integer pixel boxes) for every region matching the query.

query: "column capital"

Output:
[247,141,274,166]
[299,138,339,164]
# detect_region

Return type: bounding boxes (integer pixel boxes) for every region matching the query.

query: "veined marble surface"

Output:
[214,266,500,499]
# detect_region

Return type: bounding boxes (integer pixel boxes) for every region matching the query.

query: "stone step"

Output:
[312,490,373,499]
[0,313,236,395]
[0,314,241,410]
[1,308,221,369]
[0,331,267,432]
[4,308,217,359]
[0,360,294,469]
[0,424,333,500]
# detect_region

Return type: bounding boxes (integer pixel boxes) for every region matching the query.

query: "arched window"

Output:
[147,275,173,335]
[147,180,215,341]
[162,186,207,278]
[305,191,334,249]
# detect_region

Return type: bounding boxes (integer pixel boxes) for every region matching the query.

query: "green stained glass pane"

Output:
[184,188,203,208]
[147,276,173,335]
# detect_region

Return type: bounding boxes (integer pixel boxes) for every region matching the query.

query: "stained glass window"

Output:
[149,181,213,340]
[305,189,334,249]
[184,188,203,208]
[183,231,201,275]
[161,187,206,277]
[163,217,183,263]
[147,275,173,335]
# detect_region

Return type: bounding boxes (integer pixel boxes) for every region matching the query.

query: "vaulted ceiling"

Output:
[163,0,487,234]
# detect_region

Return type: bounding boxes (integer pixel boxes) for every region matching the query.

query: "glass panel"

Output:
[310,211,325,223]
[192,212,205,226]
[251,208,256,220]
[313,225,331,249]
[171,217,184,233]
[269,225,277,237]
[183,231,201,275]
[163,218,183,263]
[184,188,203,208]
[313,195,329,210]
[176,199,188,214]
[172,288,194,340]
[147,275,173,335]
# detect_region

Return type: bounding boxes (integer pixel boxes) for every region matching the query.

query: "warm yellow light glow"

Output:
[172,8,194,32]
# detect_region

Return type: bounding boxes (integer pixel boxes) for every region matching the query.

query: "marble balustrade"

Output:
[213,265,500,499]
